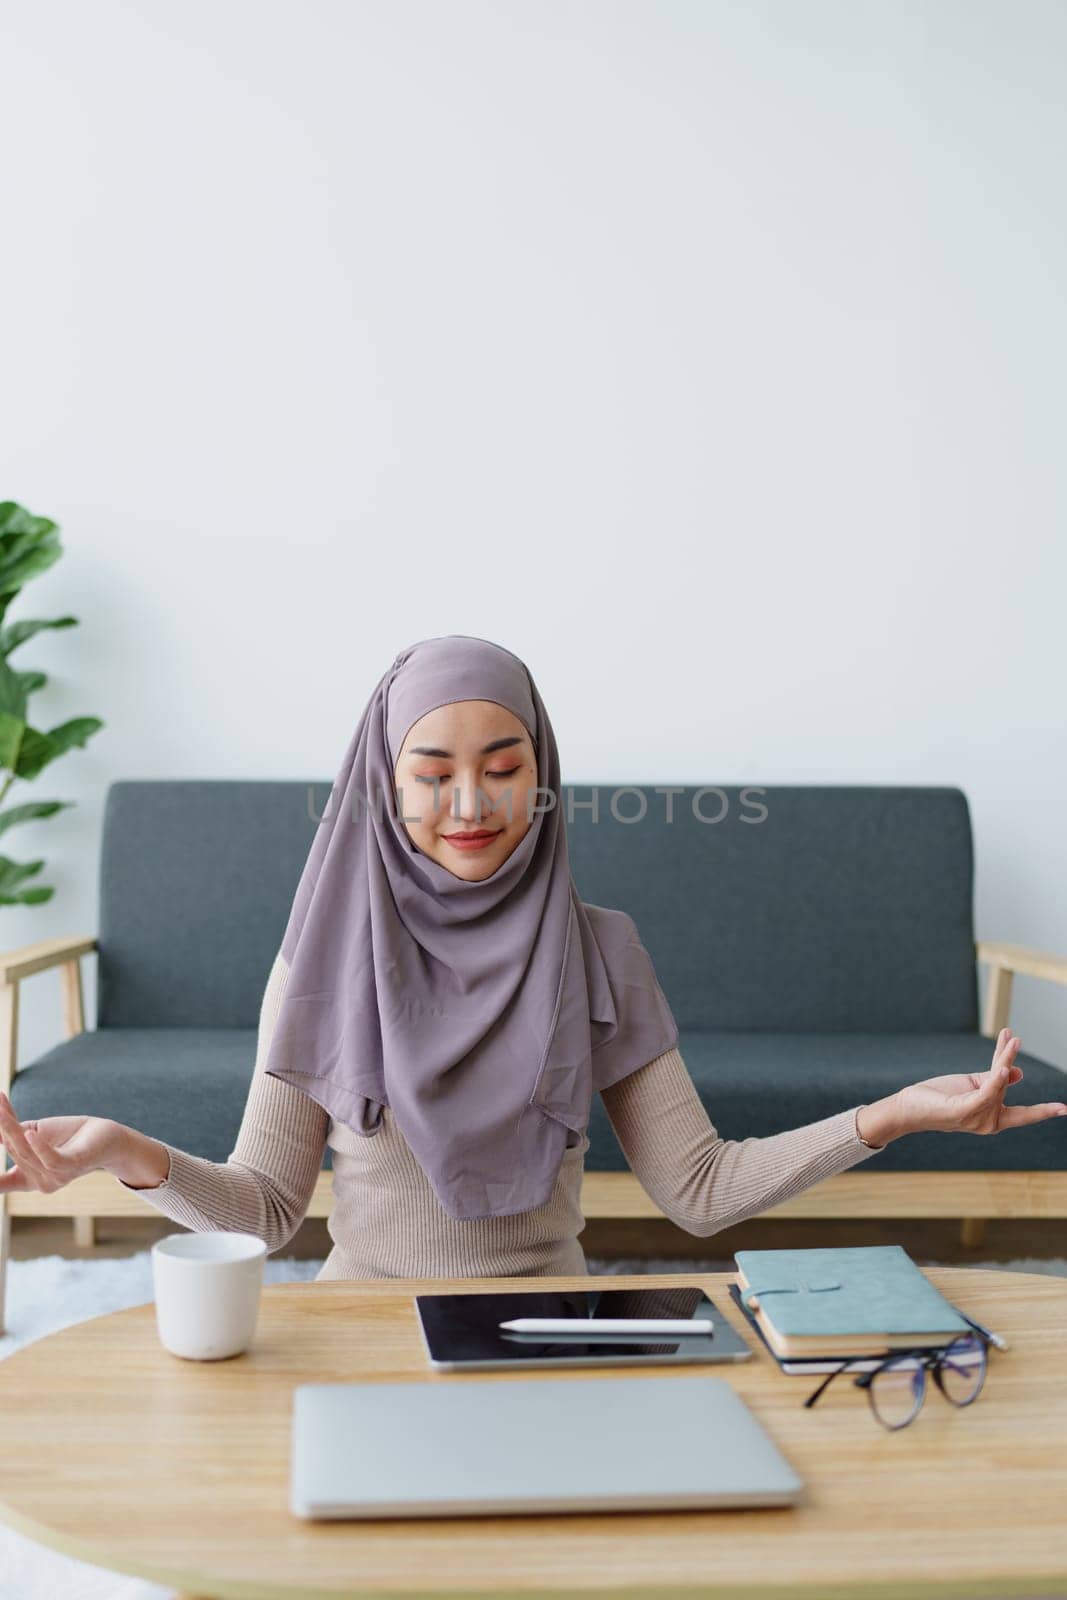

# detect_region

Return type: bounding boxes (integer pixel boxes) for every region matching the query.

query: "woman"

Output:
[0,635,1062,1280]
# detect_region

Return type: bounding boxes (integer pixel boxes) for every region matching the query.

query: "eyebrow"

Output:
[408,736,525,758]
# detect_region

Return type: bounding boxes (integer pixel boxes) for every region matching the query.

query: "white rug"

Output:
[1,1251,1064,1600]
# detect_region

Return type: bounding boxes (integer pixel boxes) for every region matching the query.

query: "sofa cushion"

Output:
[9,1028,334,1172]
[567,785,978,1033]
[12,1026,1064,1182]
[586,1030,1067,1173]
[96,782,979,1034]
[97,781,323,1029]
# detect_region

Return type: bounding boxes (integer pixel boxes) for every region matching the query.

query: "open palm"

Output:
[0,1100,112,1192]
[900,1029,1067,1135]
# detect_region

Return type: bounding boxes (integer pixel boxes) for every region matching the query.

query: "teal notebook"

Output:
[733,1246,973,1345]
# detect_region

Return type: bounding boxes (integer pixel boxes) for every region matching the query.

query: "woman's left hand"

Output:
[896,1028,1067,1136]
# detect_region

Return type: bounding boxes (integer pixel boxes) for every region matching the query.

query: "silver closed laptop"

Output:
[289,1373,804,1519]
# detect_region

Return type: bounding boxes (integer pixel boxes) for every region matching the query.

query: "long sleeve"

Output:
[599,1044,884,1239]
[115,950,328,1252]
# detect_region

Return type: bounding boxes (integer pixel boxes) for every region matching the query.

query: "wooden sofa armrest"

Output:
[0,934,98,985]
[0,934,98,1095]
[976,940,1067,1037]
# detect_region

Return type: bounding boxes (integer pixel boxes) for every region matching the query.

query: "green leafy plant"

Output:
[0,502,104,906]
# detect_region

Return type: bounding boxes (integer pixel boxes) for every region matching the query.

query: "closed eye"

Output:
[414,767,520,783]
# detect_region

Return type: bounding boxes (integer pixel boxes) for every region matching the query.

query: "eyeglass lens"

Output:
[869,1333,986,1429]
[870,1354,926,1428]
[937,1333,987,1404]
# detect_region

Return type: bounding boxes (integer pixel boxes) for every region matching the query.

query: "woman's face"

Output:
[393,699,538,880]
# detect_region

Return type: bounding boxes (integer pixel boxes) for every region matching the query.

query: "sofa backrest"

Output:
[97,781,977,1033]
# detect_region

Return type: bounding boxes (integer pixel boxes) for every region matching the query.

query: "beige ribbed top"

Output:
[119,951,883,1280]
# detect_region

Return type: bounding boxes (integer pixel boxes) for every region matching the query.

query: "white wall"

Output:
[1,0,1064,1078]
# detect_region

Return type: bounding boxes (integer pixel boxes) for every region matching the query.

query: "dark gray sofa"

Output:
[2,780,1065,1331]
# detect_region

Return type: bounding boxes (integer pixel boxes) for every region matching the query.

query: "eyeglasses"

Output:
[803,1321,994,1431]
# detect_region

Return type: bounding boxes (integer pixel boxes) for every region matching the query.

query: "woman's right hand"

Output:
[0,1090,118,1192]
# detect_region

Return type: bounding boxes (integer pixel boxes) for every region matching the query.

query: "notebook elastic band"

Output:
[740,1280,843,1312]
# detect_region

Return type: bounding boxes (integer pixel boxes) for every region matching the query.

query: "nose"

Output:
[450,776,495,827]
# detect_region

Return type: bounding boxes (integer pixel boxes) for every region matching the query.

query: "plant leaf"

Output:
[0,503,53,536]
[15,669,46,695]
[0,515,61,597]
[0,886,54,905]
[0,855,46,891]
[0,652,27,720]
[0,800,73,835]
[0,616,78,655]
[0,709,25,771]
[12,716,103,780]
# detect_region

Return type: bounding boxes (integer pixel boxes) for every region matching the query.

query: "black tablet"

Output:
[413,1282,753,1371]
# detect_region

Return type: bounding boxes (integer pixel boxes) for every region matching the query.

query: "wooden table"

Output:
[0,1267,1065,1600]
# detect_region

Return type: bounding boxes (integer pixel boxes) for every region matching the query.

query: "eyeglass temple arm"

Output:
[803,1363,850,1408]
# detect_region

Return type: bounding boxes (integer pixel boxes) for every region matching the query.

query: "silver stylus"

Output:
[499,1317,714,1334]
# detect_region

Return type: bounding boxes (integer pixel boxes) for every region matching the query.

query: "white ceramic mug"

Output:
[151,1231,268,1360]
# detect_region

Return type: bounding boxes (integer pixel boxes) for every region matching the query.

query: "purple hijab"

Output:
[263,634,678,1221]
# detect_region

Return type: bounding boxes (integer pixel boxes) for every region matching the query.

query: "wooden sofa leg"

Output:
[74,1216,96,1249]
[960,1217,987,1249]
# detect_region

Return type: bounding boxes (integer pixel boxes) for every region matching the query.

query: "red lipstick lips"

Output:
[443,830,501,851]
